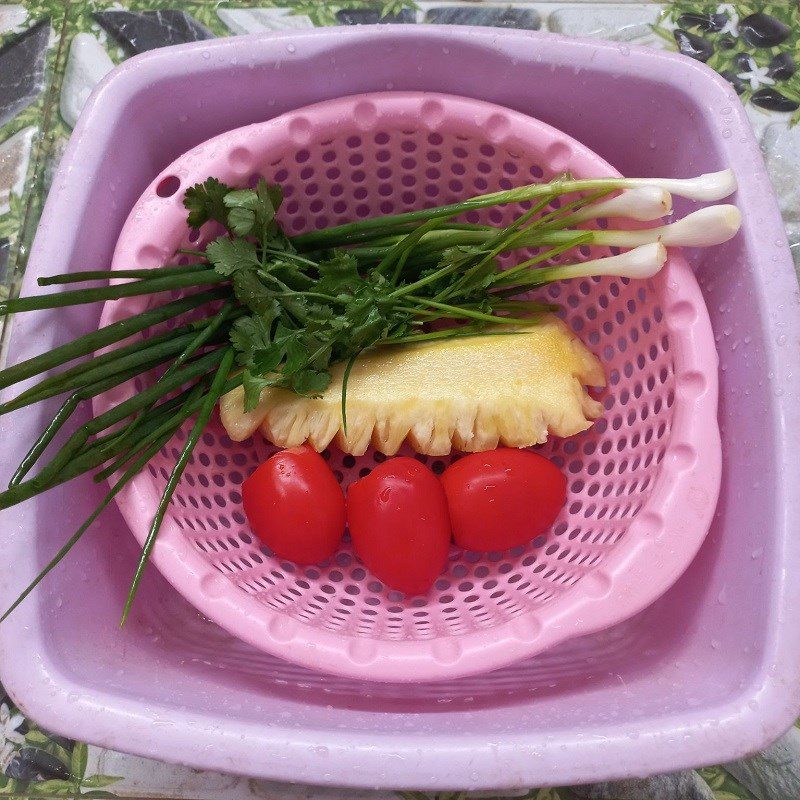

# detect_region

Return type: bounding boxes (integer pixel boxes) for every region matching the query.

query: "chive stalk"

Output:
[8,359,178,488]
[0,270,225,314]
[37,262,212,285]
[0,290,226,390]
[121,348,236,624]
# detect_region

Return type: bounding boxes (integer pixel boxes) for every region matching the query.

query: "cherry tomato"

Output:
[441,449,566,552]
[347,458,451,596]
[242,446,345,565]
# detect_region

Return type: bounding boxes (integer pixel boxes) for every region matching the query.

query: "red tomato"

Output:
[441,449,566,552]
[347,458,451,596]
[242,446,345,565]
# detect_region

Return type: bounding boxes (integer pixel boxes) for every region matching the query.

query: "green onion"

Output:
[0,289,225,390]
[37,262,212,285]
[0,328,209,416]
[93,380,211,483]
[0,270,225,314]
[120,348,235,624]
[107,302,236,449]
[291,170,737,250]
[31,349,227,489]
[8,359,175,488]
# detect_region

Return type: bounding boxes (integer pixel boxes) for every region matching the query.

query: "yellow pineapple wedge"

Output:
[219,315,605,456]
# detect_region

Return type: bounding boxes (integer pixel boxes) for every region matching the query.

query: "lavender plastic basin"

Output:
[0,26,798,791]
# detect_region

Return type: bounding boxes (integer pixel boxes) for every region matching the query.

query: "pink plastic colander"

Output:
[94,92,720,682]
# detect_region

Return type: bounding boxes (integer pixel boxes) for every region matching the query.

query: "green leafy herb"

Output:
[206,237,260,276]
[183,176,230,229]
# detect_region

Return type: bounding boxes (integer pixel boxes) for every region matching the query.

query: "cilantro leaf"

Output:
[183,177,231,229]
[257,180,283,219]
[223,181,285,242]
[283,336,306,374]
[232,271,282,322]
[292,369,331,397]
[223,189,261,236]
[205,237,260,276]
[316,251,361,294]
[340,286,393,351]
[227,208,255,237]
[264,228,296,256]
[255,180,283,239]
[229,316,274,366]
[242,370,273,412]
[251,345,283,374]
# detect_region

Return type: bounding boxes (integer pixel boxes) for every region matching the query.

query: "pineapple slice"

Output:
[220,315,605,456]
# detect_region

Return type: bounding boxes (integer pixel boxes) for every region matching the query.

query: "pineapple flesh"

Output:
[219,315,605,456]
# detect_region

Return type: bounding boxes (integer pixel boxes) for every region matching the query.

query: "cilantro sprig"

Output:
[185,177,576,414]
